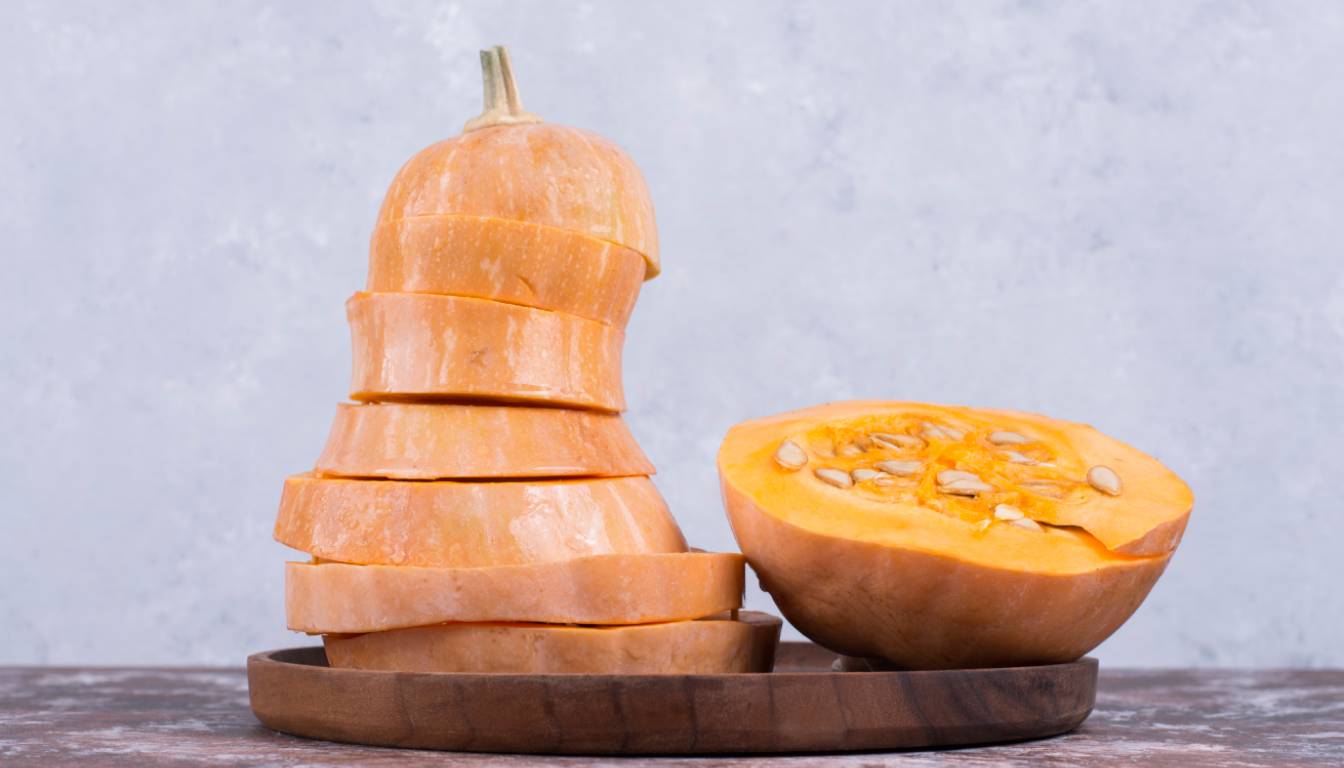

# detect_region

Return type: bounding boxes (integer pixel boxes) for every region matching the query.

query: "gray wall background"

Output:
[3,1,1341,666]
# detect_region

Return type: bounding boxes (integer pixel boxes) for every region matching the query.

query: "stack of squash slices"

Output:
[272,46,776,675]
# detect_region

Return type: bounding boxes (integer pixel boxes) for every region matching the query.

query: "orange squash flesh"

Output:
[719,401,1193,669]
[368,215,645,327]
[285,553,746,634]
[314,402,652,479]
[323,611,780,674]
[377,122,658,279]
[347,292,625,411]
[275,473,686,567]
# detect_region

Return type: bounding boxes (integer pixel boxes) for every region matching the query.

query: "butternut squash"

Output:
[347,292,624,411]
[275,473,686,567]
[286,553,746,634]
[375,46,659,278]
[314,402,651,479]
[718,401,1193,669]
[323,611,780,674]
[368,215,645,327]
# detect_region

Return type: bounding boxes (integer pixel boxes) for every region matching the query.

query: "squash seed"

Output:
[1011,518,1043,532]
[936,469,993,496]
[974,519,993,533]
[838,443,864,457]
[988,430,1031,445]
[871,432,924,450]
[875,460,922,477]
[773,440,808,470]
[993,504,1025,521]
[1087,465,1123,496]
[921,423,964,441]
[873,474,898,487]
[1002,450,1038,465]
[851,468,882,483]
[814,467,854,488]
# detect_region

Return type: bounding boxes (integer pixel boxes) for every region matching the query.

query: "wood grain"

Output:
[246,643,1097,754]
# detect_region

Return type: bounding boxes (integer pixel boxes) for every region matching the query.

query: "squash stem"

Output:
[463,45,541,132]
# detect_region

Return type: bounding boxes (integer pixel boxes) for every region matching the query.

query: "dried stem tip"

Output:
[463,45,542,132]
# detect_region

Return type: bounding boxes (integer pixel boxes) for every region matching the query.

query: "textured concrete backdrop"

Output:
[3,1,1341,666]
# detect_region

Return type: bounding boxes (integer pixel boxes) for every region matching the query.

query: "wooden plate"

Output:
[248,643,1096,754]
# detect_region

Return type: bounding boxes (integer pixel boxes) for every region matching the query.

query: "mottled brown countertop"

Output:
[2,662,1341,766]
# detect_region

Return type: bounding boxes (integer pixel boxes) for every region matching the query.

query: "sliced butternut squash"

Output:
[314,402,652,479]
[275,473,686,567]
[286,553,744,634]
[323,611,780,674]
[719,400,1193,669]
[376,46,659,278]
[368,215,645,327]
[347,292,624,411]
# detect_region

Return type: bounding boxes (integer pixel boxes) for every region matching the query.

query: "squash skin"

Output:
[275,473,686,568]
[368,215,645,327]
[717,400,1192,669]
[347,292,625,411]
[376,123,659,278]
[323,611,780,674]
[723,480,1168,669]
[315,402,652,479]
[286,553,745,634]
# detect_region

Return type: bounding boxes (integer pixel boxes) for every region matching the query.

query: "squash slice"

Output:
[324,611,780,674]
[286,553,745,634]
[347,292,624,411]
[314,402,652,479]
[275,473,685,568]
[368,215,645,327]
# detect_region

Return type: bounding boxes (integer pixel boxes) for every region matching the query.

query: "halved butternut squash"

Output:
[368,215,645,327]
[376,46,659,278]
[323,611,781,674]
[718,401,1193,669]
[347,292,624,411]
[286,553,745,633]
[314,402,652,479]
[275,473,686,567]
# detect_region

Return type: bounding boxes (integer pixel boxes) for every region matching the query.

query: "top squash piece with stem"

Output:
[373,45,661,279]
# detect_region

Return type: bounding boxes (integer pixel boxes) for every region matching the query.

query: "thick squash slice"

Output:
[324,611,781,674]
[719,401,1193,669]
[275,473,686,567]
[368,215,645,327]
[348,292,624,411]
[314,402,652,479]
[376,46,659,278]
[286,553,745,633]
